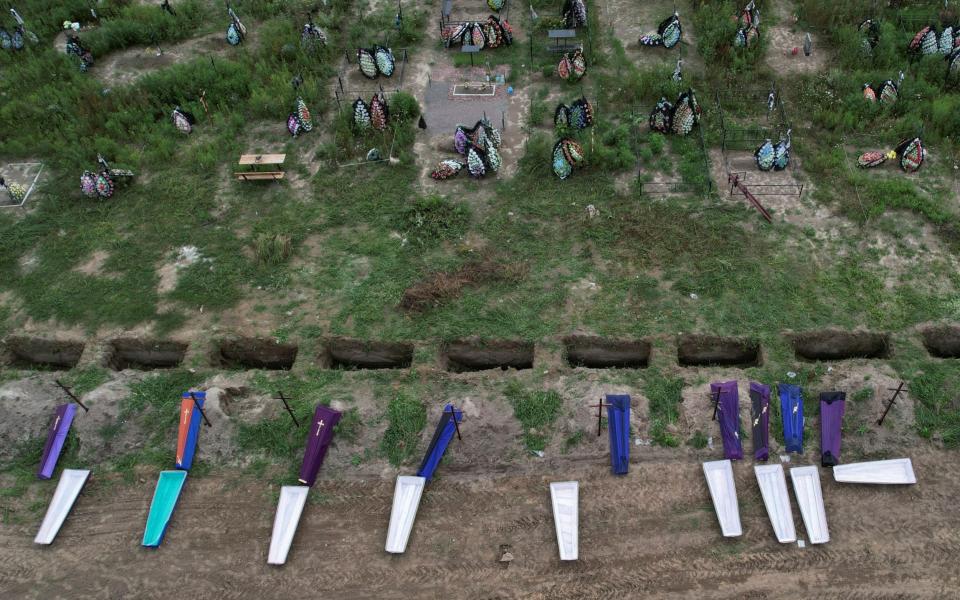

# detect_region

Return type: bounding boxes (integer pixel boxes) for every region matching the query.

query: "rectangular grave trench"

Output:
[443,340,534,373]
[2,337,85,369]
[677,335,761,368]
[564,336,651,369]
[106,338,187,370]
[321,338,414,370]
[922,325,960,358]
[217,338,298,370]
[791,330,891,361]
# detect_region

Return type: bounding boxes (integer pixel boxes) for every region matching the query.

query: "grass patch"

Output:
[645,373,685,447]
[506,381,563,452]
[380,392,427,466]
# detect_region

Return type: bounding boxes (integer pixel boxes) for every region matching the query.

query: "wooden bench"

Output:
[547,29,579,53]
[234,171,285,181]
[236,153,286,182]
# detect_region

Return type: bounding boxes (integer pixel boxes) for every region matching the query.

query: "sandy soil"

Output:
[1,446,957,599]
[763,0,830,76]
[54,29,259,87]
[598,0,705,77]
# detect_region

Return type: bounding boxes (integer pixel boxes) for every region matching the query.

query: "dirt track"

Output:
[2,448,958,599]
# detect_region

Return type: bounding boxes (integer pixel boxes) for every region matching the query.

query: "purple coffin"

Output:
[750,382,770,462]
[820,391,846,467]
[711,381,743,460]
[38,403,78,479]
[298,404,342,486]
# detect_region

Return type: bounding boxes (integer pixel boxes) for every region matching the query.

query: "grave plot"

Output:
[418,64,525,189]
[598,0,703,74]
[440,0,514,26]
[332,48,411,166]
[612,72,712,196]
[840,130,933,213]
[763,0,830,75]
[712,83,805,222]
[0,161,44,208]
[633,97,712,197]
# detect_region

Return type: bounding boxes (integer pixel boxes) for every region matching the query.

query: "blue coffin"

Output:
[416,403,462,481]
[606,394,630,475]
[779,384,804,453]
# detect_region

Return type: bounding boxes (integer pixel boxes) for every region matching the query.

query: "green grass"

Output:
[645,373,685,447]
[380,392,427,466]
[506,382,563,452]
[60,367,111,397]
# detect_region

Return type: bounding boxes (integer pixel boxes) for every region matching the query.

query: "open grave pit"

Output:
[319,338,414,370]
[105,338,187,371]
[921,325,960,359]
[791,330,891,361]
[677,334,761,368]
[563,336,651,369]
[442,339,534,372]
[2,336,85,370]
[215,337,298,370]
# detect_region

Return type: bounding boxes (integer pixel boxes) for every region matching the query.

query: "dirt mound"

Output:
[399,258,527,312]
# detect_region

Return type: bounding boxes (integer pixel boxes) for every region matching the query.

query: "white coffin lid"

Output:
[267,486,309,565]
[833,458,916,485]
[385,476,426,554]
[550,481,579,561]
[754,464,797,543]
[35,469,90,545]
[790,466,829,544]
[703,460,742,537]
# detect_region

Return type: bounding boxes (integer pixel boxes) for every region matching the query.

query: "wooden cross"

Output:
[189,392,212,427]
[877,381,907,426]
[275,391,300,427]
[54,379,88,412]
[591,398,611,436]
[446,405,462,440]
[711,390,721,421]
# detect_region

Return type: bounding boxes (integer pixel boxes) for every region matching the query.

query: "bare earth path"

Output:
[2,449,958,599]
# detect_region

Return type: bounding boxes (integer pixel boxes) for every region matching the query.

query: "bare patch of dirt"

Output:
[764,0,830,75]
[2,446,957,598]
[399,257,527,312]
[73,250,111,277]
[55,30,261,87]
